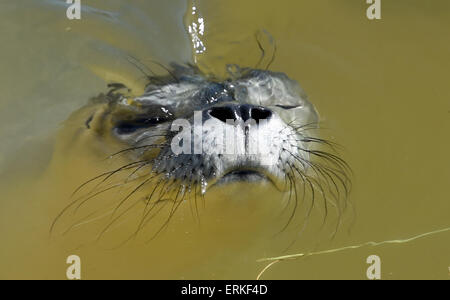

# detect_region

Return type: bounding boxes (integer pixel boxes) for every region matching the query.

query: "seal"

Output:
[51,63,351,241]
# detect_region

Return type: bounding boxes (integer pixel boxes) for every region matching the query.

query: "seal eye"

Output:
[275,104,302,110]
[115,116,166,135]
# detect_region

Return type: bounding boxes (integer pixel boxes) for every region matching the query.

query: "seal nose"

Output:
[208,104,272,124]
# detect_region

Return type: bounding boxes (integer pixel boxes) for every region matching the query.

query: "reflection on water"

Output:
[0,0,449,279]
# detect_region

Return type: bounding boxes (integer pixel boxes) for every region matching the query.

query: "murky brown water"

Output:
[0,0,449,279]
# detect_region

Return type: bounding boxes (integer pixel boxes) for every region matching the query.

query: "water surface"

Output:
[0,0,449,279]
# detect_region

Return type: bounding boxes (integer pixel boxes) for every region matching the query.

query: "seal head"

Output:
[106,65,321,192]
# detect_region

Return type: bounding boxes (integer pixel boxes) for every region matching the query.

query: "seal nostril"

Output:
[209,106,237,123]
[209,104,272,124]
[250,107,272,123]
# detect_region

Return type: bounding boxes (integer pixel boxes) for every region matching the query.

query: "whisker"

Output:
[265,37,277,70]
[110,174,157,218]
[135,133,170,144]
[277,169,298,234]
[254,31,266,70]
[107,144,168,158]
[146,60,180,84]
[70,160,145,197]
